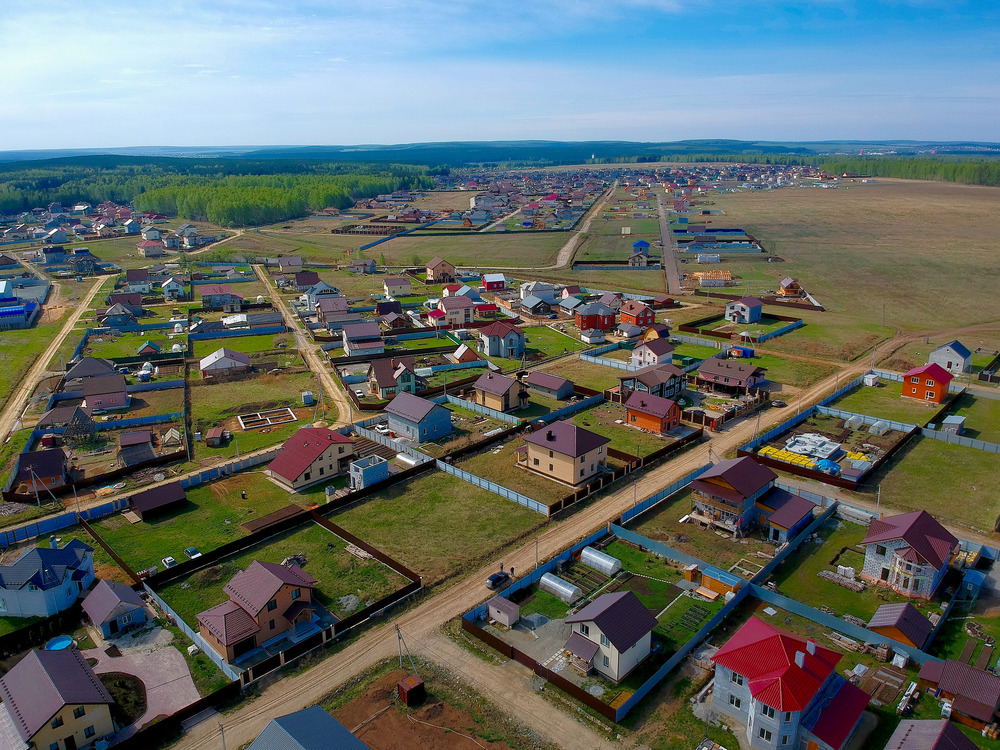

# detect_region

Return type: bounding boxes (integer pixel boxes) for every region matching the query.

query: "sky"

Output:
[2,0,999,149]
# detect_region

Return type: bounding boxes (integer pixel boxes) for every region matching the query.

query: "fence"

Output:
[444,395,522,425]
[353,426,434,465]
[535,393,605,425]
[579,352,638,372]
[920,427,1000,454]
[750,503,837,584]
[756,319,805,343]
[95,412,184,431]
[619,464,713,525]
[816,405,917,433]
[188,325,286,341]
[671,333,733,351]
[739,406,817,454]
[125,380,185,394]
[0,497,129,548]
[871,368,965,395]
[71,329,91,360]
[179,449,280,489]
[414,360,488,376]
[436,460,549,515]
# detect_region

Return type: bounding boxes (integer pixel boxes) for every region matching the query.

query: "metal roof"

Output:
[224,561,318,617]
[525,371,571,391]
[268,427,353,483]
[884,719,978,750]
[81,373,127,397]
[624,390,677,419]
[867,602,933,649]
[903,362,953,384]
[478,320,523,338]
[757,488,815,530]
[523,421,610,458]
[805,678,870,750]
[248,706,370,750]
[64,356,115,380]
[130,481,187,516]
[862,510,957,570]
[16,448,66,481]
[474,371,519,396]
[199,347,251,370]
[197,599,260,646]
[691,456,776,500]
[0,540,92,591]
[385,391,443,424]
[82,579,144,626]
[565,591,658,653]
[633,338,674,356]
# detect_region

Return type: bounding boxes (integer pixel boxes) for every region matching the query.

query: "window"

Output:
[51,743,59,750]
[761,705,775,719]
[304,472,311,481]
[903,578,910,590]
[579,624,590,636]
[267,599,277,612]
[319,467,324,476]
[120,613,132,625]
[270,619,276,630]
[781,736,789,746]
[292,588,300,600]
[549,464,553,471]
[580,455,585,463]
[598,446,603,454]
[85,726,96,738]
[925,379,934,386]
[601,634,609,647]
[52,716,64,729]
[603,655,610,667]
[580,469,585,477]
[731,673,744,686]
[533,458,539,466]
[74,706,86,719]
[910,376,919,383]
[548,450,553,458]
[913,579,920,593]
[925,391,935,400]
[729,695,741,709]
[784,712,791,722]
[875,545,886,556]
[759,728,772,742]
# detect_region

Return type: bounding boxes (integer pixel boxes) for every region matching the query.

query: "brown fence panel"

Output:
[246,654,282,682]
[541,665,618,720]
[281,631,324,662]
[80,518,141,583]
[512,646,537,669]
[112,680,241,750]
[461,618,514,658]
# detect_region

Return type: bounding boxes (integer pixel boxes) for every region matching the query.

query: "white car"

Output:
[375,424,390,435]
[354,389,365,398]
[161,556,178,569]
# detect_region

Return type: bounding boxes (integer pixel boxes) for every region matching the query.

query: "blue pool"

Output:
[44,635,75,651]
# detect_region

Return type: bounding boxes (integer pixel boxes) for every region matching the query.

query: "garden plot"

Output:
[537,357,624,392]
[416,403,509,458]
[237,407,298,430]
[571,401,678,455]
[828,380,948,425]
[84,331,181,360]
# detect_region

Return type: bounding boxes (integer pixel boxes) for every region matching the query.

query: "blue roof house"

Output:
[0,540,95,618]
[248,706,370,750]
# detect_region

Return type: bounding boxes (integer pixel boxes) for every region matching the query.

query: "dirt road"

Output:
[655,191,682,294]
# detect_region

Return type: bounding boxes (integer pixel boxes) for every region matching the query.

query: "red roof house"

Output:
[902,363,953,404]
[267,427,355,491]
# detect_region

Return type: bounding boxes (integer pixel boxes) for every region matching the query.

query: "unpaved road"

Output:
[655,191,682,294]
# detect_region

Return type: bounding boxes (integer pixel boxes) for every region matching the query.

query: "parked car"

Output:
[770,400,788,408]
[374,424,390,435]
[486,572,510,590]
[354,389,365,398]
[184,547,202,559]
[161,556,178,568]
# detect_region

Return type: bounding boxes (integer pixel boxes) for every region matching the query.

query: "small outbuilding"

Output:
[487,596,520,627]
[83,579,147,638]
[129,481,188,521]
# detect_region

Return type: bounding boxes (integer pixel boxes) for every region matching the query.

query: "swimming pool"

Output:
[44,635,75,651]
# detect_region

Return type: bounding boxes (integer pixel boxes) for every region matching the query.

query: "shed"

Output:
[129,481,187,521]
[940,415,966,436]
[205,427,225,447]
[487,596,520,627]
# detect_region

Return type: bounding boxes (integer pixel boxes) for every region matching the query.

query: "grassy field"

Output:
[85,330,176,359]
[378,233,567,268]
[571,401,671,455]
[417,403,509,458]
[456,440,572,508]
[534,357,622,391]
[191,332,294,358]
[522,325,588,357]
[750,353,840,388]
[330,471,545,584]
[158,521,409,627]
[831,380,948,424]
[670,342,723,361]
[945,392,1000,442]
[0,316,72,411]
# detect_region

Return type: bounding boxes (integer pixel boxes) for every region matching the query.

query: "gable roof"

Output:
[479,320,523,338]
[130,481,187,515]
[806,678,870,750]
[101,302,135,319]
[691,456,776,502]
[619,300,652,316]
[125,268,148,282]
[199,347,251,370]
[576,302,616,317]
[525,371,571,391]
[316,296,349,314]
[268,427,353,483]
[385,391,441,423]
[757,488,814,530]
[81,373,127,397]
[0,649,113,742]
[523,421,609,458]
[730,296,763,307]
[368,357,415,389]
[342,321,382,340]
[565,591,658,652]
[0,540,92,591]
[426,256,454,270]
[867,602,933,649]
[440,295,475,311]
[862,510,957,570]
[521,294,549,309]
[934,340,972,359]
[224,561,318,616]
[711,617,841,711]
[904,362,954,385]
[634,338,674,357]
[624,390,678,419]
[16,448,66,481]
[248,706,370,750]
[119,430,152,447]
[697,357,765,382]
[883,719,978,750]
[197,599,260,646]
[474,371,519,396]
[82,579,144,626]
[920,659,1000,722]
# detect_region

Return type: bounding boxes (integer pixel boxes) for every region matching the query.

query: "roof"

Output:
[711,617,841,711]
[624,390,677,419]
[730,296,763,307]
[269,427,353,483]
[483,273,506,283]
[440,295,475,311]
[922,659,1000,721]
[862,510,957,570]
[125,268,148,281]
[119,430,152,447]
[17,448,66,481]
[883,719,978,750]
[487,595,519,619]
[867,602,933,649]
[564,631,601,663]
[521,294,550,310]
[576,302,616,317]
[130,481,186,515]
[0,540,92,592]
[225,561,317,617]
[757,488,815,530]
[904,362,954,385]
[81,373,127,397]
[0,649,113,742]
[383,276,410,285]
[698,357,765,383]
[525,371,571,391]
[342,321,382,340]
[523,421,610,458]
[566,591,658,652]
[368,357,415,389]
[619,300,651,316]
[623,362,685,389]
[634,338,674,356]
[479,320,523,338]
[137,340,161,353]
[385,391,441,423]
[316,296,349,314]
[199,347,252,370]
[475,371,519,396]
[36,406,91,430]
[780,276,798,287]
[101,302,135,319]
[934,340,972,359]
[82,579,144,625]
[806,678,870,750]
[248,706,370,750]
[197,599,260,646]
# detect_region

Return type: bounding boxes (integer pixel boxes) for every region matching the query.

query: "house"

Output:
[559,296,583,316]
[64,357,116,387]
[619,300,654,328]
[0,540,94,619]
[619,363,686,400]
[97,302,137,328]
[450,343,479,363]
[696,358,766,392]
[198,560,318,662]
[81,374,128,412]
[425,256,456,283]
[520,280,557,303]
[316,296,350,326]
[563,591,658,682]
[517,421,609,486]
[45,228,68,244]
[520,294,552,317]
[293,271,320,291]
[384,392,452,443]
[383,277,411,297]
[860,510,958,599]
[349,455,391,491]
[367,357,419,398]
[129,481,188,521]
[725,296,764,324]
[200,284,243,312]
[525,371,574,400]
[575,302,616,332]
[883,719,978,750]
[82,579,147,638]
[161,427,183,449]
[136,239,164,257]
[123,218,141,235]
[136,340,161,356]
[0,649,114,750]
[348,258,376,275]
[438,295,475,325]
[866,602,933,649]
[562,285,582,299]
[580,328,606,345]
[342,322,385,357]
[302,282,339,311]
[441,284,462,297]
[475,302,499,318]
[689,456,778,535]
[630,338,674,367]
[474,371,527,412]
[754,490,816,544]
[248,706,371,750]
[124,268,150,293]
[140,226,162,241]
[205,427,225,447]
[712,617,869,750]
[778,277,803,298]
[35,406,95,441]
[624,391,681,433]
[107,292,143,315]
[642,323,671,342]
[277,256,304,273]
[160,276,185,301]
[928,340,972,375]
[917,659,1000,730]
[902,363,954,404]
[199,347,252,377]
[267,427,355,491]
[381,311,407,330]
[628,250,651,267]
[478,320,525,358]
[482,273,506,291]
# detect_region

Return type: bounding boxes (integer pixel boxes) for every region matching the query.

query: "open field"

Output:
[944,392,1000,442]
[84,330,178,359]
[456,439,573,508]
[575,233,658,262]
[158,521,409,627]
[530,268,666,295]
[534,357,622,391]
[708,180,1000,331]
[0,316,72,411]
[878,337,1000,376]
[757,308,893,362]
[190,332,294,358]
[830,380,949,424]
[571,401,671,454]
[521,325,589,357]
[330,471,545,584]
[751,353,840,389]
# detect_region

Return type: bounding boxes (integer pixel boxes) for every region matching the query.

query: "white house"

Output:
[725,297,763,324]
[161,277,186,301]
[928,340,972,374]
[0,540,95,618]
[519,280,557,303]
[383,277,412,297]
[631,338,675,367]
[199,347,251,376]
[563,591,658,682]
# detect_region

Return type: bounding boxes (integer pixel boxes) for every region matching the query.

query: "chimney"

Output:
[794,651,805,668]
[546,430,555,441]
[806,639,816,656]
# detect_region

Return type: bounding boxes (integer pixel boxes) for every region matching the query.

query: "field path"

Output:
[655,190,682,294]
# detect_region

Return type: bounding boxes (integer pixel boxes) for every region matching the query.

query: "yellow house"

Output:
[516,421,610,487]
[473,372,527,412]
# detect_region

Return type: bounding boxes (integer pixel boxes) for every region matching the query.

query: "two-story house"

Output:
[124,268,150,294]
[198,561,318,662]
[624,391,681,434]
[517,421,610,487]
[474,372,527,412]
[725,296,764,324]
[778,277,803,298]
[425,257,456,283]
[438,295,475,326]
[928,340,972,374]
[478,320,525,358]
[619,300,655,329]
[696,358,766,393]
[630,338,674,368]
[384,392,453,443]
[0,540,95,618]
[81,373,128,412]
[342,322,385,357]
[712,617,869,750]
[200,284,244,312]
[563,591,658,682]
[901,363,953,404]
[860,510,958,599]
[160,276,186,301]
[266,427,355,491]
[574,302,616,332]
[689,456,777,535]
[383,277,411,297]
[619,363,686,401]
[367,357,420,398]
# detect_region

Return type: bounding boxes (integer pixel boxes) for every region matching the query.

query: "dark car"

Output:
[770,399,788,408]
[485,572,510,590]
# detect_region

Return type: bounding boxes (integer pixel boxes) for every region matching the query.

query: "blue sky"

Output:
[2,0,998,149]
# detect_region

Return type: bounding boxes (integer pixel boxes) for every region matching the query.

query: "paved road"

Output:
[655,191,682,294]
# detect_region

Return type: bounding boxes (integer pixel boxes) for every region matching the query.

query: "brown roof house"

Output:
[516,421,610,487]
[861,510,958,599]
[474,371,528,413]
[564,591,658,682]
[883,719,978,750]
[81,373,128,412]
[0,649,114,750]
[129,481,188,521]
[367,357,419,399]
[267,427,355,492]
[197,561,318,662]
[618,362,686,401]
[425,256,456,283]
[917,659,1000,730]
[696,358,766,393]
[866,602,934,649]
[17,448,69,491]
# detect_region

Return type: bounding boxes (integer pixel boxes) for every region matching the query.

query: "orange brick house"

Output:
[624,391,681,433]
[901,363,953,404]
[618,300,655,329]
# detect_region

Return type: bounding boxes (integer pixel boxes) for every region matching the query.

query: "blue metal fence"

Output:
[920,427,1000,454]
[444,395,522,425]
[671,334,733,351]
[179,449,280,489]
[95,412,183,430]
[0,498,129,548]
[126,380,185,394]
[436,460,548,515]
[816,405,916,433]
[756,319,805,343]
[188,325,286,341]
[580,352,638,371]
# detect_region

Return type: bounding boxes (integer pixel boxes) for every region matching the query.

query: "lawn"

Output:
[515,392,565,421]
[670,342,722,362]
[330,471,546,584]
[750,353,840,388]
[158,521,409,627]
[869,437,1000,533]
[534,357,623,391]
[456,439,573,508]
[521,325,589,357]
[191,332,294,358]
[0,316,73,411]
[417,403,509,458]
[830,380,948,425]
[85,331,178,360]
[377,233,567,268]
[90,472,316,572]
[571,401,672,455]
[930,596,1000,669]
[390,335,452,353]
[944,392,1000,443]
[685,313,798,339]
